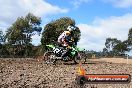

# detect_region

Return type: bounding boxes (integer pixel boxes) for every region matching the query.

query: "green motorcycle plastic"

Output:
[43,44,86,64]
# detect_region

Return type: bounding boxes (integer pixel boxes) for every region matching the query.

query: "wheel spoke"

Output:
[43,51,56,64]
[74,52,86,64]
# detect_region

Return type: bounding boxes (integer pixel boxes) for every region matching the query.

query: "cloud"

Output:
[0,0,68,43]
[77,13,132,51]
[102,0,132,8]
[71,0,91,8]
[0,0,68,30]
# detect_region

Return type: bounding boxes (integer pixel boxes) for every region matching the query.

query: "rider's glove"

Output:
[67,45,72,49]
[71,38,74,41]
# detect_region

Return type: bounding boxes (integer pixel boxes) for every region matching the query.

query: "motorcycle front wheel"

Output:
[43,51,56,64]
[74,52,86,64]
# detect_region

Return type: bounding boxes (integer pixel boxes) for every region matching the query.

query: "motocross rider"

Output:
[57,25,76,60]
[57,25,76,47]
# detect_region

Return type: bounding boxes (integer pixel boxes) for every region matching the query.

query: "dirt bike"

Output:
[43,44,86,64]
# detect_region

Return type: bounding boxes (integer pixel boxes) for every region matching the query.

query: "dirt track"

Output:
[0,58,132,88]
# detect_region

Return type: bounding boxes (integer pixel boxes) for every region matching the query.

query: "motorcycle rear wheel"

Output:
[43,51,56,64]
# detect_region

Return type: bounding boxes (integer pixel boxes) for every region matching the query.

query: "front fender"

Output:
[46,44,55,49]
[71,51,76,55]
[76,47,85,52]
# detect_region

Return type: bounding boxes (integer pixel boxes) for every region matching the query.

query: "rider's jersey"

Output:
[57,31,70,43]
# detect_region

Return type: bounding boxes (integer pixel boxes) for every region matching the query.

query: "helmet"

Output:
[67,26,76,32]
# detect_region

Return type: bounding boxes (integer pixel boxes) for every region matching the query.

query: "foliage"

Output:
[5,13,42,57]
[0,30,6,43]
[127,28,132,51]
[113,41,129,56]
[0,44,10,57]
[104,37,130,57]
[105,38,119,52]
[6,13,42,45]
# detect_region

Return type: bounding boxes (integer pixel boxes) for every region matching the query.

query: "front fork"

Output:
[72,51,81,60]
[77,52,81,59]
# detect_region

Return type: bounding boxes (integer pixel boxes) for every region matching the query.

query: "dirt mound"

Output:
[0,58,132,88]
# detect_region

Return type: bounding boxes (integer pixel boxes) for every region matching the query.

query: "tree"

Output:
[102,48,108,57]
[104,28,132,57]
[0,30,8,57]
[0,44,10,58]
[6,13,42,45]
[104,37,129,56]
[41,17,81,50]
[0,30,6,44]
[105,38,119,51]
[6,13,42,57]
[113,41,128,56]
[127,28,132,51]
[105,38,122,56]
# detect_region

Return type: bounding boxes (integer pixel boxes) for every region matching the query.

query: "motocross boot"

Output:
[62,47,72,61]
[62,51,68,61]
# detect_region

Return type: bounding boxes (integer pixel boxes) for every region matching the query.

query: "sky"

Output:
[0,0,132,55]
